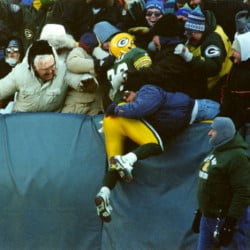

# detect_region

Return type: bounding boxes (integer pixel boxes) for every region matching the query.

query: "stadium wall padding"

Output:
[0,113,249,250]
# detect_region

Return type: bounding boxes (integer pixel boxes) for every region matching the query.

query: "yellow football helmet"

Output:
[109,33,136,58]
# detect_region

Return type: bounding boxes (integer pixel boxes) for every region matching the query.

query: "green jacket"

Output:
[187,10,232,90]
[198,133,250,219]
[19,1,65,50]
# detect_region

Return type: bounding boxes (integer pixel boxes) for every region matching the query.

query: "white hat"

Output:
[40,24,66,40]
[40,24,76,50]
[232,31,250,61]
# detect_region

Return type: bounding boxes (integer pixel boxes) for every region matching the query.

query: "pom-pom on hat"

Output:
[185,6,205,32]
[93,21,121,44]
[209,117,236,148]
[79,32,99,54]
[146,0,164,13]
[175,3,192,19]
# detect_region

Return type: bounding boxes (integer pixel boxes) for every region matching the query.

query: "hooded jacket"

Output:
[187,10,232,96]
[113,84,195,137]
[17,1,66,50]
[198,133,250,219]
[0,44,83,112]
[201,0,249,41]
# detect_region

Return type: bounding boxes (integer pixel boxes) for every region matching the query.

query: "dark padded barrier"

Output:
[0,113,106,250]
[0,113,249,250]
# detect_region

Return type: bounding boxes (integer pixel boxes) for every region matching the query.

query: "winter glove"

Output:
[217,217,236,247]
[191,209,202,233]
[105,102,118,117]
[174,44,193,62]
[94,55,116,73]
[127,0,145,22]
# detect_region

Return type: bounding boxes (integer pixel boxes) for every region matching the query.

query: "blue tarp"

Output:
[0,113,249,250]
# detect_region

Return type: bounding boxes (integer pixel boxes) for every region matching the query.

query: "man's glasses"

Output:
[6,47,19,53]
[146,11,162,17]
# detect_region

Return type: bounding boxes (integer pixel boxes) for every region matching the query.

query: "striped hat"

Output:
[185,6,205,32]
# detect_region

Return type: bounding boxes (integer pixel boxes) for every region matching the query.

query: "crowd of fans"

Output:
[0,0,249,125]
[0,0,250,249]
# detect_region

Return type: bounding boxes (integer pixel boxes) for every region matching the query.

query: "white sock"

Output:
[122,152,137,165]
[100,186,110,197]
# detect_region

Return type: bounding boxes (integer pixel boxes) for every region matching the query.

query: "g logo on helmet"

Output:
[117,37,130,48]
[109,33,136,58]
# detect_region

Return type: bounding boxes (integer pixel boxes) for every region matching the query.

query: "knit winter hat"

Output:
[79,32,99,54]
[6,39,21,50]
[185,6,205,32]
[163,0,175,14]
[93,21,121,44]
[175,3,192,19]
[232,32,250,61]
[209,117,236,148]
[28,40,54,67]
[146,0,164,13]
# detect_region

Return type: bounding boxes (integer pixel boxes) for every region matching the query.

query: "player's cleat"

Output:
[95,191,112,222]
[109,155,133,183]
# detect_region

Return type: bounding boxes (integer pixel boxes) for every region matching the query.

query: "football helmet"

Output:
[109,33,136,58]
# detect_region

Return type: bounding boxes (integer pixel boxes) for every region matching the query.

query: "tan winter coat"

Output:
[61,46,105,115]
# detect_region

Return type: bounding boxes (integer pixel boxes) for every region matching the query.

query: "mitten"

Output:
[218,217,236,247]
[174,44,193,62]
[191,209,202,233]
[105,103,117,117]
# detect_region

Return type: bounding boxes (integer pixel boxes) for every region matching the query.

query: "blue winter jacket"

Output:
[114,84,195,137]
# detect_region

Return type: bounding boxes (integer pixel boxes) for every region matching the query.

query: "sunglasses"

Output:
[6,47,19,53]
[146,11,162,17]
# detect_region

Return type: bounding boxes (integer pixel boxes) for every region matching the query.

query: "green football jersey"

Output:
[107,47,151,89]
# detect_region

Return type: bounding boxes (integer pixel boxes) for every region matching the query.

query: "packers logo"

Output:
[24,28,34,40]
[204,45,221,58]
[117,38,129,48]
